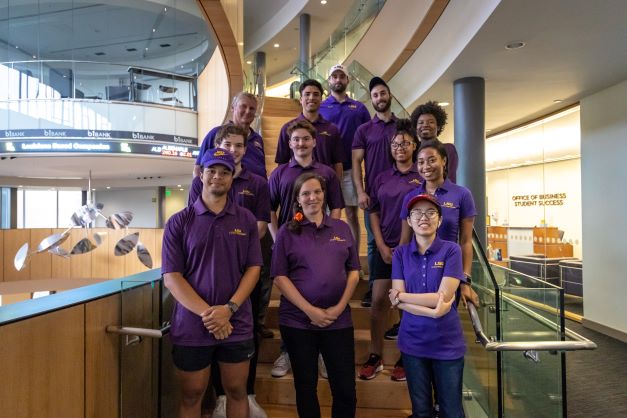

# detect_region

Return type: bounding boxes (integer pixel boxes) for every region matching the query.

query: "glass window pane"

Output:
[24,189,57,228]
[58,190,83,228]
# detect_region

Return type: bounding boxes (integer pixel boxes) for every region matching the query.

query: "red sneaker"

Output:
[358,353,383,380]
[391,359,406,381]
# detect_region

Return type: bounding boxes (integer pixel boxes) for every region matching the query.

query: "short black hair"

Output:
[410,100,448,136]
[299,79,323,95]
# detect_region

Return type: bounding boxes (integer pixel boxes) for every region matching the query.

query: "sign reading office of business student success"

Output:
[511,193,567,207]
[1,128,199,159]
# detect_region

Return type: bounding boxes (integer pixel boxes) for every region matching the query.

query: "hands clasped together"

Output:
[305,304,345,328]
[201,305,233,340]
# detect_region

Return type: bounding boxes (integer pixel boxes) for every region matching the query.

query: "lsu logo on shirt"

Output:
[348,104,358,109]
[239,189,255,197]
[441,201,457,209]
[330,235,347,242]
[229,228,247,237]
[409,179,422,185]
[432,261,445,268]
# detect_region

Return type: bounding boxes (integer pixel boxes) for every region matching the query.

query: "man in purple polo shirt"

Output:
[320,64,371,265]
[163,148,262,418]
[410,100,459,183]
[269,119,344,239]
[194,92,267,179]
[352,76,398,306]
[274,79,344,180]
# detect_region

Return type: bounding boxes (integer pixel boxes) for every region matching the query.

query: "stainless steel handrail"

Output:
[106,323,170,339]
[466,302,596,352]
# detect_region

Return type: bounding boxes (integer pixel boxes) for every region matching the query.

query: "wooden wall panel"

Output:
[85,294,121,418]
[0,230,4,282]
[124,228,155,276]
[0,305,85,417]
[108,229,127,279]
[51,228,71,279]
[3,229,31,281]
[91,229,110,279]
[28,228,52,280]
[70,229,93,279]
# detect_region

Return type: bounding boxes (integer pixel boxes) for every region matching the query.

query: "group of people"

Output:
[162,64,478,418]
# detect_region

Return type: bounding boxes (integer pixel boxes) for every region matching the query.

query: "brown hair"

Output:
[215,123,248,146]
[287,172,327,234]
[286,119,317,139]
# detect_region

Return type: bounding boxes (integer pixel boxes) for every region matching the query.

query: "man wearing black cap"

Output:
[352,76,397,309]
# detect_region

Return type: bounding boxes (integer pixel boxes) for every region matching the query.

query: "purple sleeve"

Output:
[326,172,345,210]
[255,180,272,223]
[187,176,202,206]
[345,223,361,272]
[399,189,419,220]
[161,214,186,274]
[274,124,292,164]
[391,245,406,281]
[245,213,263,267]
[444,143,458,184]
[268,169,281,211]
[443,243,465,281]
[352,124,366,150]
[331,127,344,165]
[460,187,477,219]
[195,128,218,165]
[368,172,382,213]
[270,227,289,277]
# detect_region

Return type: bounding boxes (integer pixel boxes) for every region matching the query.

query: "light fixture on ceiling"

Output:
[439,101,450,107]
[321,0,328,4]
[152,28,156,33]
[238,42,244,46]
[106,186,111,189]
[505,41,526,50]
[486,129,492,133]
[273,43,280,48]
[246,60,252,64]
[177,184,182,187]
[553,99,563,103]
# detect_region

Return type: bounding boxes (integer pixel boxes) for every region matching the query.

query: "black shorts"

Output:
[371,248,393,280]
[172,339,255,372]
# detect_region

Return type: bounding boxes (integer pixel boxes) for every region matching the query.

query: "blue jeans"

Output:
[402,353,465,418]
[364,209,376,285]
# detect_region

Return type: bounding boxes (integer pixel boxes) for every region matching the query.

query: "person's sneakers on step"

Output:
[258,324,274,339]
[384,322,400,340]
[211,395,226,418]
[358,353,383,380]
[361,288,372,307]
[318,353,328,379]
[391,358,406,381]
[271,351,291,377]
[248,394,268,418]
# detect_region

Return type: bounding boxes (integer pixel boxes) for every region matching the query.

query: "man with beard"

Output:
[275,79,344,180]
[320,64,371,269]
[411,100,459,183]
[352,77,398,309]
[194,92,266,179]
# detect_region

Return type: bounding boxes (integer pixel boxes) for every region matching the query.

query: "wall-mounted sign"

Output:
[1,129,196,146]
[511,193,567,207]
[1,140,199,159]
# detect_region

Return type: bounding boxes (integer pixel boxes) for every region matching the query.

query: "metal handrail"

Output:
[466,302,596,352]
[106,323,170,339]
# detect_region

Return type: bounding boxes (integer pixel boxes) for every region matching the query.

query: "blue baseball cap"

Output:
[200,148,235,172]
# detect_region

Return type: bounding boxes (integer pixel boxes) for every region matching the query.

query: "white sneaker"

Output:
[271,351,291,377]
[248,394,268,418]
[211,395,227,418]
[318,354,328,379]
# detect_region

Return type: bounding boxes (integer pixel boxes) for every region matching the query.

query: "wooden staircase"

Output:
[260,97,301,177]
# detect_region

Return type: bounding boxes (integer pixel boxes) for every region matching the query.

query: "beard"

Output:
[330,82,347,94]
[373,98,391,113]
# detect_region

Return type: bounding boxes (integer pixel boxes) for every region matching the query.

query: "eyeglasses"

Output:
[391,141,413,150]
[290,136,313,143]
[409,209,438,220]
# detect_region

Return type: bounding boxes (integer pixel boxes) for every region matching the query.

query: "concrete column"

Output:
[254,51,266,97]
[453,77,486,246]
[9,187,17,228]
[299,13,311,79]
[156,186,166,228]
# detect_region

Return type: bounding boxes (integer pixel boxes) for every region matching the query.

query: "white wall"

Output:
[580,79,627,334]
[486,159,582,258]
[94,188,158,228]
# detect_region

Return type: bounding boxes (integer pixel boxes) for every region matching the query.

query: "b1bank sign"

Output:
[2,128,196,145]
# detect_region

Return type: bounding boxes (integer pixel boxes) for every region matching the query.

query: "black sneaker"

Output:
[384,322,400,340]
[361,288,372,307]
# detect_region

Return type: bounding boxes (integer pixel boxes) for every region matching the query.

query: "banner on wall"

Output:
[1,128,196,146]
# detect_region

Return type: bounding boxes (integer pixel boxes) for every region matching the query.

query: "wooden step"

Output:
[254,363,411,410]
[257,328,402,367]
[263,97,301,117]
[259,403,412,417]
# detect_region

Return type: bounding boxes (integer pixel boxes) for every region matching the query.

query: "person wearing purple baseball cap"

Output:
[162,147,263,418]
[389,193,466,418]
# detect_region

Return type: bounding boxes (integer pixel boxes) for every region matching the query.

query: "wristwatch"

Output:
[464,274,472,284]
[226,301,239,314]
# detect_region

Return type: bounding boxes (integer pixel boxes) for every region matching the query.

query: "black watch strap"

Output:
[226,301,239,314]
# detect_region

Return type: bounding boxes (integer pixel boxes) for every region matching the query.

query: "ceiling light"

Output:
[246,60,252,64]
[152,28,156,33]
[32,55,36,59]
[179,188,184,191]
[238,42,244,46]
[273,43,280,48]
[92,188,96,191]
[177,184,182,187]
[505,41,526,50]
[486,129,492,132]
[553,99,563,103]
[145,47,148,51]
[106,186,111,189]
[439,102,450,107]
[321,0,327,4]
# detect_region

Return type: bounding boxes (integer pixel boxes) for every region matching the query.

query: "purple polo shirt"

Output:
[187,166,271,223]
[271,216,360,330]
[274,114,344,169]
[443,143,458,184]
[399,179,477,243]
[162,198,263,346]
[369,165,423,247]
[392,237,466,360]
[319,96,371,170]
[269,160,345,227]
[196,125,267,178]
[352,114,398,196]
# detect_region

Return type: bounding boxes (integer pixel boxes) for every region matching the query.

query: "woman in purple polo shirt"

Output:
[390,193,466,418]
[271,172,360,418]
[359,119,421,382]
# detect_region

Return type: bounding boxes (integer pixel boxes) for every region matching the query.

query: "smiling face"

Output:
[232,96,257,126]
[416,113,438,140]
[297,177,325,220]
[417,146,446,182]
[390,133,416,165]
[407,200,441,237]
[370,84,391,113]
[289,127,316,159]
[216,134,246,165]
[201,164,233,196]
[300,85,322,113]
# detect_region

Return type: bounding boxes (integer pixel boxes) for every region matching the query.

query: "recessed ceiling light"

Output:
[321,0,327,4]
[152,28,156,33]
[246,60,252,64]
[439,102,450,107]
[106,186,111,189]
[238,42,244,46]
[273,43,280,48]
[177,184,182,187]
[18,185,23,187]
[32,55,36,59]
[145,47,148,51]
[553,99,563,103]
[486,129,492,132]
[505,41,526,50]
[92,188,96,191]
[179,188,184,191]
